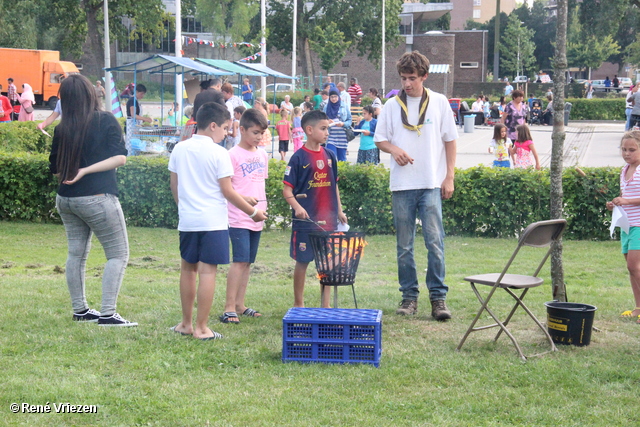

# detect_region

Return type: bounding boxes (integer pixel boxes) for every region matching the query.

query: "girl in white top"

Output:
[488,123,512,168]
[607,131,640,323]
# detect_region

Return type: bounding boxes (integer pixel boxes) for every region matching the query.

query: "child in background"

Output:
[510,123,540,169]
[608,131,640,323]
[221,109,270,324]
[276,109,292,160]
[489,123,512,168]
[354,105,379,164]
[228,105,246,148]
[168,102,267,340]
[291,107,305,152]
[283,110,348,308]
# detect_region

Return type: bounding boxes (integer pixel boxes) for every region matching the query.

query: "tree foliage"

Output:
[498,13,536,78]
[567,8,620,71]
[248,0,403,78]
[308,23,352,74]
[195,0,257,45]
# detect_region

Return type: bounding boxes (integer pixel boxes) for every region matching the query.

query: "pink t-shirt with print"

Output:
[228,145,269,231]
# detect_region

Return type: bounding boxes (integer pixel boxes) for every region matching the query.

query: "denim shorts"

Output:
[621,227,640,254]
[290,230,315,263]
[493,160,510,168]
[179,230,229,265]
[229,228,262,263]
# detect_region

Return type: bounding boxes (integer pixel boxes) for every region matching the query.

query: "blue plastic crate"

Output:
[282,308,382,367]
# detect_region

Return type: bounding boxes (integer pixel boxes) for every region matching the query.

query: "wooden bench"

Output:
[350,105,363,120]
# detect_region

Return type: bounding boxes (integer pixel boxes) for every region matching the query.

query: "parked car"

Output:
[513,75,529,83]
[591,80,606,92]
[618,77,633,91]
[534,74,552,84]
[265,83,293,93]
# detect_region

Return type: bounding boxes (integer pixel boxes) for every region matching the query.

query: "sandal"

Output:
[620,307,640,318]
[198,331,223,341]
[242,308,262,318]
[219,312,240,324]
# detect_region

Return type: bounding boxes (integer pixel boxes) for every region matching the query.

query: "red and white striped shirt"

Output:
[621,164,640,226]
[347,84,362,105]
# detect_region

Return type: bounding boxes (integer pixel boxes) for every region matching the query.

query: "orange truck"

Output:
[0,48,79,109]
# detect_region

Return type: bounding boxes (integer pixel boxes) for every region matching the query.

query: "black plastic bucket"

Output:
[544,302,597,346]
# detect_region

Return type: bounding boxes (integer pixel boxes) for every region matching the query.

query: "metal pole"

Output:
[175,0,182,121]
[261,0,266,98]
[292,0,297,92]
[104,0,112,113]
[382,0,386,95]
[493,0,500,82]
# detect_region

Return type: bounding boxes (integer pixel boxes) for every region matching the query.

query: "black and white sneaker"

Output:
[72,308,101,323]
[98,313,138,327]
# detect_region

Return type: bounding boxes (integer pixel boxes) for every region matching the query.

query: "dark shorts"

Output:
[279,140,289,153]
[229,227,262,263]
[179,230,229,265]
[290,230,315,263]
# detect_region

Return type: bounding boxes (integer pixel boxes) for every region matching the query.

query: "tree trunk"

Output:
[80,1,104,77]
[550,0,568,302]
[302,38,314,81]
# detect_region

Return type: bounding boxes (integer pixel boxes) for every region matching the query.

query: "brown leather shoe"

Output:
[431,300,451,321]
[396,299,418,315]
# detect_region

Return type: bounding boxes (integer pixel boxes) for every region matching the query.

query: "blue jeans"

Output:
[56,194,129,316]
[325,143,347,161]
[626,108,633,131]
[392,189,448,301]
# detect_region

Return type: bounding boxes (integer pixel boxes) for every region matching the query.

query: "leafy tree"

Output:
[578,0,629,39]
[195,0,258,60]
[309,23,352,74]
[248,0,403,79]
[626,34,640,68]
[498,13,536,78]
[515,0,556,72]
[566,8,620,73]
[0,0,38,49]
[609,5,640,73]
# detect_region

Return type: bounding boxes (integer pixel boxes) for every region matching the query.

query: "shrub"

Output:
[0,121,53,153]
[0,151,623,240]
[0,151,58,222]
[566,98,626,121]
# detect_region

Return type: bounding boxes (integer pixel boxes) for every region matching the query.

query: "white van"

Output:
[513,76,529,83]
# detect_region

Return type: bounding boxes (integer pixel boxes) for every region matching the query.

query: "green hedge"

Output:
[0,151,621,240]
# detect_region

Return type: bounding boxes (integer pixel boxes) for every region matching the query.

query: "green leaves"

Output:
[309,22,352,75]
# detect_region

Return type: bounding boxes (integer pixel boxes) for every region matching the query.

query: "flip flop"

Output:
[620,308,640,318]
[242,308,262,318]
[220,312,240,324]
[198,331,223,341]
[170,325,191,336]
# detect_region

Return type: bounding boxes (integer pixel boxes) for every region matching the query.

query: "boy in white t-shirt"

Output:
[168,102,267,340]
[220,109,269,324]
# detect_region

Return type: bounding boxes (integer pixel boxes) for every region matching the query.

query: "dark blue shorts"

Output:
[290,230,315,263]
[179,230,229,265]
[229,227,262,263]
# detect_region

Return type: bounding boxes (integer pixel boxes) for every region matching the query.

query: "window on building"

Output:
[342,61,350,68]
[460,62,479,68]
[473,9,481,19]
[473,0,481,5]
[399,14,413,36]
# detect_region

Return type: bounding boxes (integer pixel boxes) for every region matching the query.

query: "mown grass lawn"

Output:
[1,221,639,426]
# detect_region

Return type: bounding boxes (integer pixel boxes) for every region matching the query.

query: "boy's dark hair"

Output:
[136,84,147,93]
[314,88,320,94]
[234,105,246,115]
[301,110,328,131]
[240,108,268,130]
[196,101,230,130]
[396,51,430,77]
[363,105,374,115]
[321,90,328,96]
[303,102,313,111]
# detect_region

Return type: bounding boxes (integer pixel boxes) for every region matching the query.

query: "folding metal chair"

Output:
[456,219,567,361]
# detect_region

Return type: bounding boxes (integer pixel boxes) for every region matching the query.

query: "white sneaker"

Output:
[98,313,138,327]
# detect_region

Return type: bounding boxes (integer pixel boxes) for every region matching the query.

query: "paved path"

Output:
[33,104,628,169]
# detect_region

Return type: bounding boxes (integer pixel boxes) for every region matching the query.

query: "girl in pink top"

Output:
[291,106,305,152]
[607,130,640,323]
[510,124,540,169]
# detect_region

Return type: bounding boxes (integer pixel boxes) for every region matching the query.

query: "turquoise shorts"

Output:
[621,227,640,254]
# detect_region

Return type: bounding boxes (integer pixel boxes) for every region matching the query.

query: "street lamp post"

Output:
[104,0,111,112]
[382,0,385,95]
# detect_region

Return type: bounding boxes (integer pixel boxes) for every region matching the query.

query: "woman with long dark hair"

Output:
[49,74,136,327]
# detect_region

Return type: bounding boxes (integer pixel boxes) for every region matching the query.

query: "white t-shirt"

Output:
[374,90,458,191]
[168,134,234,231]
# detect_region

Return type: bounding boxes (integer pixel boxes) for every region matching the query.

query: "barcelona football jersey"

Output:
[283,146,340,231]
